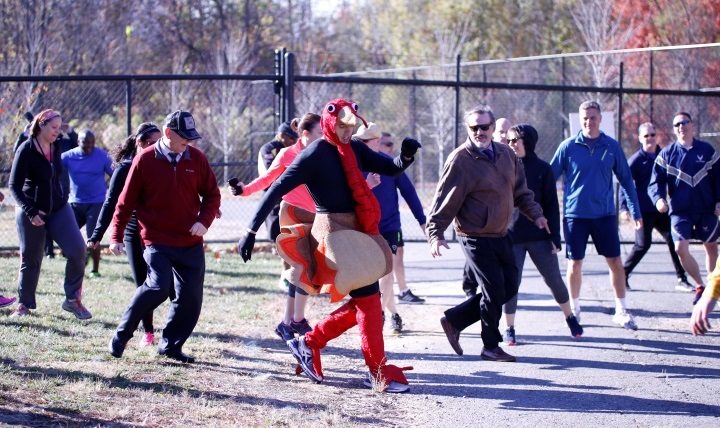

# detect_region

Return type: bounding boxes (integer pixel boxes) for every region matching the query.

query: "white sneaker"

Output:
[363,373,409,393]
[612,310,638,330]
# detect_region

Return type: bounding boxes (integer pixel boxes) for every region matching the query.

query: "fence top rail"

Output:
[0,74,277,83]
[3,72,719,98]
[295,75,720,97]
[319,42,720,77]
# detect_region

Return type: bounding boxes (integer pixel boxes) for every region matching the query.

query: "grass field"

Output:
[0,249,397,427]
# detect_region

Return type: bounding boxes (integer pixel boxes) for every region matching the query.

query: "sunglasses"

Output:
[642,133,656,138]
[507,138,522,144]
[382,142,394,147]
[468,123,492,133]
[673,120,691,127]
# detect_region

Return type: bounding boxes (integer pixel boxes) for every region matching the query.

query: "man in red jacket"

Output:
[107,110,221,363]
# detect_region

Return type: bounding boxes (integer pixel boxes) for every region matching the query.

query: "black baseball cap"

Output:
[277,122,298,140]
[164,110,202,140]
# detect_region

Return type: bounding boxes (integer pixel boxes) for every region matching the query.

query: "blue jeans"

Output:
[15,203,86,308]
[504,239,570,314]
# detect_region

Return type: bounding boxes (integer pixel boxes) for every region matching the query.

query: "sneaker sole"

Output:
[363,378,410,393]
[624,324,638,331]
[397,300,425,305]
[480,354,516,362]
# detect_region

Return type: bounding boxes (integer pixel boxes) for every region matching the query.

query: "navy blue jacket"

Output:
[620,148,659,214]
[364,152,426,234]
[648,139,720,215]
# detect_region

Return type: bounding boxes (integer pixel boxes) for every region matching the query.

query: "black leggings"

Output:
[125,230,153,333]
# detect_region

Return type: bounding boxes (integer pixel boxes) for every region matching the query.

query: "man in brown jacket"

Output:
[428,105,549,362]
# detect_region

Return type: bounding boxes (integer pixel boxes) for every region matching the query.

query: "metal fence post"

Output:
[649,51,654,120]
[274,48,286,126]
[616,62,624,229]
[454,54,460,149]
[125,79,132,136]
[410,72,417,139]
[618,62,624,145]
[561,57,567,141]
[284,52,295,121]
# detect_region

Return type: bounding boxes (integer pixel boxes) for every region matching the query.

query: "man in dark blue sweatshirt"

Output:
[620,123,690,292]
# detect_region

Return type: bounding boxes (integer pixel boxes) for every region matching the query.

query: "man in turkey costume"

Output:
[238,99,420,393]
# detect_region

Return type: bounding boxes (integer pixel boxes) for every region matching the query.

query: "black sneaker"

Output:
[390,313,403,334]
[397,290,425,304]
[566,315,583,338]
[108,335,127,358]
[288,337,323,383]
[275,322,295,341]
[503,326,516,346]
[290,319,312,335]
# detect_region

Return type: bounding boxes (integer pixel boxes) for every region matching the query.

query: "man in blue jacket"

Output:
[648,112,720,305]
[551,101,643,330]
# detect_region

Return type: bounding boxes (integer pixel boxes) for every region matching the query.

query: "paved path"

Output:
[383,241,719,427]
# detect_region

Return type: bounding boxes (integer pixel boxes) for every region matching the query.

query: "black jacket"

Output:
[10,139,67,219]
[90,157,139,243]
[509,153,561,249]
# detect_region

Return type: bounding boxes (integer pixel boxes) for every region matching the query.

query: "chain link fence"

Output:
[2,47,719,249]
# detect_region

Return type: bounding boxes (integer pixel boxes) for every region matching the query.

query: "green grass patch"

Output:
[0,252,375,427]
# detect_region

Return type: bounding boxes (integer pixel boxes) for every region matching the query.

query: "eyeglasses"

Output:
[642,134,656,138]
[507,138,522,144]
[673,120,691,127]
[468,123,492,133]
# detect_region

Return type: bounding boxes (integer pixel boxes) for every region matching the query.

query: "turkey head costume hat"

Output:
[321,99,367,145]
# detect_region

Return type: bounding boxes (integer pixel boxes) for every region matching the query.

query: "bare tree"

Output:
[419,17,471,178]
[569,0,645,100]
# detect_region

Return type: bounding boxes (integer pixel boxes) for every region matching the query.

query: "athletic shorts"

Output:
[563,215,620,260]
[671,213,720,242]
[381,230,402,255]
[71,202,102,237]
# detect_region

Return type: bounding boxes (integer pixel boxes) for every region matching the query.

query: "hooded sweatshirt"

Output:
[508,124,561,249]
